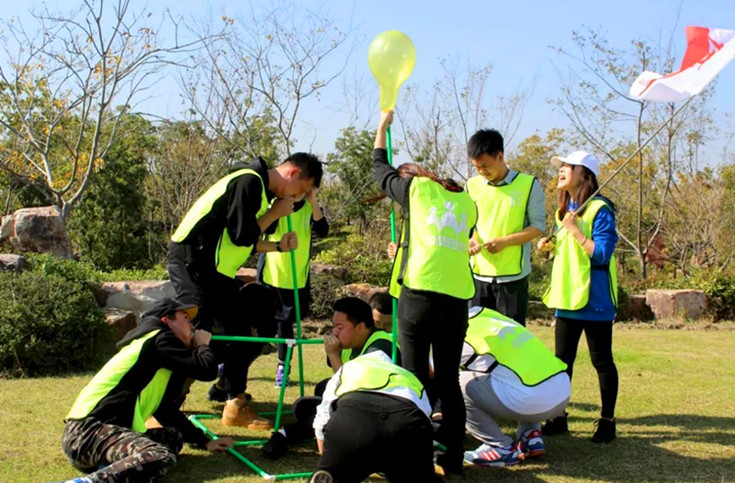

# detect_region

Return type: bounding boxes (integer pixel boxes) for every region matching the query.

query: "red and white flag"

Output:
[630,26,735,102]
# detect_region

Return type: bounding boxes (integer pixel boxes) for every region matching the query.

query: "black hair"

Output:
[369,292,393,316]
[467,129,504,159]
[332,297,374,328]
[282,152,323,188]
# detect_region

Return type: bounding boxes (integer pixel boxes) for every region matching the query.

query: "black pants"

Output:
[470,276,529,326]
[555,317,618,419]
[62,418,183,482]
[167,241,265,397]
[397,287,468,470]
[317,392,438,483]
[272,285,310,364]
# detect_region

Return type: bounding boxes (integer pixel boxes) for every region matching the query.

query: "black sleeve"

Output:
[312,214,329,238]
[154,332,219,382]
[373,148,411,208]
[153,374,210,448]
[226,174,267,246]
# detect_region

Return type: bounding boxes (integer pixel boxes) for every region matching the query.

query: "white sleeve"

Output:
[313,369,341,440]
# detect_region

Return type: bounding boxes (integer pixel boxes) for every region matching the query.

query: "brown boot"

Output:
[222,394,273,430]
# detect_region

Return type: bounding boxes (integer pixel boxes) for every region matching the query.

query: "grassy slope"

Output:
[2,325,734,483]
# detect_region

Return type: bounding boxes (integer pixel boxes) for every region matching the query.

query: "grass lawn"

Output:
[2,324,734,483]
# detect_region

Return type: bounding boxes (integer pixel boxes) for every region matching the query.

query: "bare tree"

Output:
[181,3,352,161]
[0,0,202,219]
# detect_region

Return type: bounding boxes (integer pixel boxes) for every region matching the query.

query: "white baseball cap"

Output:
[550,151,600,177]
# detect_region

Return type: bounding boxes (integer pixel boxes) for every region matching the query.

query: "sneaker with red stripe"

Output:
[463,442,520,467]
[518,429,546,459]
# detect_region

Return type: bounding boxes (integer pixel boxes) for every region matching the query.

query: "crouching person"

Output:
[61,298,234,482]
[309,351,440,483]
[461,307,570,467]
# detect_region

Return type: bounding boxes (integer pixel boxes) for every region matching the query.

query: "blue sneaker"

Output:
[463,442,520,467]
[518,429,546,459]
[274,363,289,388]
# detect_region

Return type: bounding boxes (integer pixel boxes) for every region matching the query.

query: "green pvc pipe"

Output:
[286,214,306,398]
[387,126,398,364]
[210,335,323,345]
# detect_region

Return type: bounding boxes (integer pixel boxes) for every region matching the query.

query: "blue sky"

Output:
[3,0,734,162]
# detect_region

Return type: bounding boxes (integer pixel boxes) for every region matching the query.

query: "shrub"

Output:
[315,227,392,286]
[0,257,110,377]
[702,275,735,321]
[309,272,347,320]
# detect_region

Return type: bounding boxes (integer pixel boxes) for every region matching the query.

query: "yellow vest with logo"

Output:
[66,330,172,433]
[542,198,618,310]
[335,356,424,399]
[171,169,269,278]
[340,329,395,363]
[395,177,477,300]
[262,202,312,289]
[465,308,567,386]
[468,173,535,277]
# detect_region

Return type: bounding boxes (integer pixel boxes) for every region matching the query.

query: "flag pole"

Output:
[551,95,697,238]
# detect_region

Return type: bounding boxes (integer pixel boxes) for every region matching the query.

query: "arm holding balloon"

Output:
[373,110,410,207]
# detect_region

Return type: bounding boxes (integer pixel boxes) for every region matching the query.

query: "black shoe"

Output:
[262,432,288,460]
[591,418,616,443]
[435,452,463,478]
[207,383,229,402]
[542,413,569,436]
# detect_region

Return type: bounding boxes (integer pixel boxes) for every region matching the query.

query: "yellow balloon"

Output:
[368,30,416,111]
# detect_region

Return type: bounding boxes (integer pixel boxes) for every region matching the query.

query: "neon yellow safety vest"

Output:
[468,173,535,277]
[335,356,424,399]
[465,308,567,386]
[543,198,618,310]
[262,202,312,289]
[171,169,269,278]
[340,329,395,364]
[66,330,171,433]
[392,177,477,300]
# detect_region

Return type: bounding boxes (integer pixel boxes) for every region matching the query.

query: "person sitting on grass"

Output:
[60,298,233,483]
[369,291,394,334]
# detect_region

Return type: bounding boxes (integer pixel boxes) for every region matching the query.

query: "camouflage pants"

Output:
[62,418,183,482]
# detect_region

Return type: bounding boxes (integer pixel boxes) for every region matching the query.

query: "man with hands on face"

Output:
[61,298,234,483]
[167,152,322,429]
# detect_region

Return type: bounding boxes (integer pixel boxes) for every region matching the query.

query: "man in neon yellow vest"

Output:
[167,153,323,430]
[60,298,234,482]
[324,296,399,372]
[461,307,570,467]
[467,129,545,326]
[309,351,439,483]
[261,297,399,462]
[257,187,329,387]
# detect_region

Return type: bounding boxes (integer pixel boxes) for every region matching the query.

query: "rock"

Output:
[0,254,28,272]
[622,294,654,321]
[236,267,257,284]
[102,280,176,315]
[311,263,347,281]
[102,308,138,342]
[645,289,708,320]
[342,283,387,302]
[0,206,72,257]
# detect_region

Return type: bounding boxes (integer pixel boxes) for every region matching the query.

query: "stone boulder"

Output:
[102,308,138,342]
[0,206,72,257]
[0,254,28,272]
[342,283,387,302]
[101,280,176,315]
[645,289,708,320]
[236,267,258,284]
[311,263,347,281]
[619,294,654,321]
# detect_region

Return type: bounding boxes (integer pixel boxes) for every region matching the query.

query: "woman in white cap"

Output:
[537,151,619,444]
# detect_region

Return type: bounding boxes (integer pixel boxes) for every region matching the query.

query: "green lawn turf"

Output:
[2,324,734,482]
